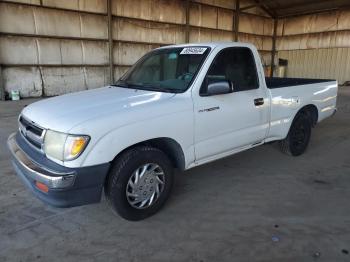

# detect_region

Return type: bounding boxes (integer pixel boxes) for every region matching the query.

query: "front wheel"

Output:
[105,146,174,221]
[280,112,312,156]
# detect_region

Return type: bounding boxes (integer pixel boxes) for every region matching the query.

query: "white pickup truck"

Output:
[8,42,337,220]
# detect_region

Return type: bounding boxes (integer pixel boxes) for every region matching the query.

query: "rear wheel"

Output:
[105,146,173,221]
[280,112,312,156]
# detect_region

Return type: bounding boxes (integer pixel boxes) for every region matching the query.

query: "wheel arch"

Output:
[111,137,186,171]
[280,104,316,156]
[296,104,318,127]
[280,104,318,140]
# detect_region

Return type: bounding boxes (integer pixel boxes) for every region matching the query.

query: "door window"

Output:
[203,47,259,93]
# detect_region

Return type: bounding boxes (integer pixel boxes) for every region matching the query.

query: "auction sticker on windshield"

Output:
[180,47,207,55]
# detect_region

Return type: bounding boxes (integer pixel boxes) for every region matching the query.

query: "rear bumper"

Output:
[7,132,110,207]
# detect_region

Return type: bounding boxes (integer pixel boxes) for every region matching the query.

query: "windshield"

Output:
[116,46,210,93]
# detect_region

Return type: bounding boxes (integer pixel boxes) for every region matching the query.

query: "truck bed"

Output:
[265,77,335,89]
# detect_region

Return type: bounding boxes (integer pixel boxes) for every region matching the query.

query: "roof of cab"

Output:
[157,42,257,51]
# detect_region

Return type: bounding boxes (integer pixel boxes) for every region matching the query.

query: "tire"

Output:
[105,146,174,221]
[280,112,312,156]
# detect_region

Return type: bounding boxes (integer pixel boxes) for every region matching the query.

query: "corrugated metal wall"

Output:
[1,1,349,97]
[0,0,274,98]
[276,10,350,84]
[0,0,111,97]
[278,48,350,83]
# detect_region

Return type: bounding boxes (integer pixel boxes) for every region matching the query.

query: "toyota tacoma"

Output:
[8,42,338,220]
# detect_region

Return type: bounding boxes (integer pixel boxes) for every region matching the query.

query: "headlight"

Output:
[44,130,90,161]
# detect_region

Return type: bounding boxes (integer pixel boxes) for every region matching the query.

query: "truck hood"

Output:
[22,86,176,132]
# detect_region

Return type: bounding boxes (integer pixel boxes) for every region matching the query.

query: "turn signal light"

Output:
[70,137,86,156]
[64,135,90,160]
[35,181,49,193]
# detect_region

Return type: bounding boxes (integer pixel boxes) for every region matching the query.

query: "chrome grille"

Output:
[19,116,46,152]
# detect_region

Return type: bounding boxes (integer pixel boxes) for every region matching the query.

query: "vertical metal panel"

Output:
[112,17,185,44]
[112,0,186,25]
[42,0,107,14]
[84,67,109,89]
[217,8,233,31]
[189,2,218,29]
[189,27,233,43]
[41,67,86,95]
[107,0,113,83]
[79,13,108,39]
[278,48,350,84]
[78,0,107,14]
[2,67,43,97]
[6,0,41,4]
[0,36,109,65]
[0,3,108,39]
[82,41,108,64]
[191,0,235,10]
[276,32,350,51]
[38,38,69,64]
[114,66,129,81]
[42,0,80,11]
[34,8,82,37]
[0,3,37,34]
[113,42,155,65]
[239,13,273,36]
[278,10,350,36]
[238,33,272,51]
[0,36,38,64]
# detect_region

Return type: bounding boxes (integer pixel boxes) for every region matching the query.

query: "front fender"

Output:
[81,111,195,168]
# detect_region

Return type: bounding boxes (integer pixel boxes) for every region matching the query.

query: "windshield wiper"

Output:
[112,81,181,93]
[151,87,181,93]
[112,80,129,88]
[141,83,181,93]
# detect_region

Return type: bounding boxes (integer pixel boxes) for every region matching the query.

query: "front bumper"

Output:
[7,132,110,207]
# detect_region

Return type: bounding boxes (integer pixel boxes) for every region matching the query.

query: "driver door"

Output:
[193,47,269,162]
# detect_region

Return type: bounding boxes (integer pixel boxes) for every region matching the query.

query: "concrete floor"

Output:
[1,88,350,262]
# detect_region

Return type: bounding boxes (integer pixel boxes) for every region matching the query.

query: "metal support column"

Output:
[234,0,240,42]
[0,66,4,100]
[270,19,278,77]
[185,0,190,43]
[107,0,114,83]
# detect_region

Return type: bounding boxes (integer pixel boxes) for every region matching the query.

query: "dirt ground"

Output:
[0,87,349,262]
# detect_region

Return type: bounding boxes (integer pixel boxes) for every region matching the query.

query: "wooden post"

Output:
[0,66,4,100]
[270,18,277,77]
[107,0,114,83]
[185,0,190,43]
[234,0,240,41]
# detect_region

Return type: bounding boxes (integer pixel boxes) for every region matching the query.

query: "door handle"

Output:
[254,98,264,106]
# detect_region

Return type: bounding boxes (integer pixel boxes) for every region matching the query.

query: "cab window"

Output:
[204,47,259,92]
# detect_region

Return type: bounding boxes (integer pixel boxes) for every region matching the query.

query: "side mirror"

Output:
[205,81,233,96]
